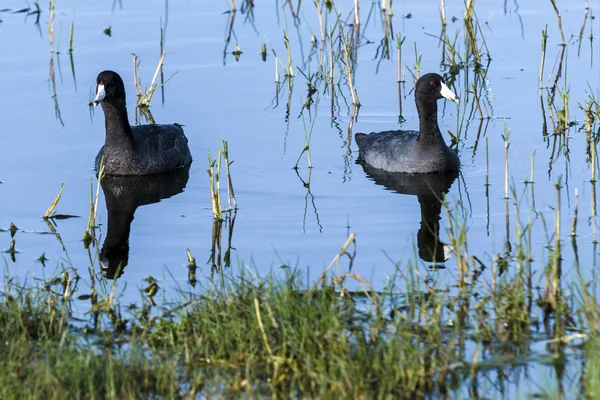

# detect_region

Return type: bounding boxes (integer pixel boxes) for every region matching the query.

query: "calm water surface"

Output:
[1,1,600,394]
[1,0,599,291]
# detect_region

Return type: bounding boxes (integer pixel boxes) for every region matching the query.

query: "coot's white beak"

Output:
[94,84,106,106]
[440,81,459,103]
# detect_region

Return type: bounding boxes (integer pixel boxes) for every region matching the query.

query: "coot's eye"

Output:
[430,81,437,87]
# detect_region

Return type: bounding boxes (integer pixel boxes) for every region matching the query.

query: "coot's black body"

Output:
[94,70,192,176]
[355,73,459,174]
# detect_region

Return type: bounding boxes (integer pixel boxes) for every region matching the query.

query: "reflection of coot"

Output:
[360,163,458,263]
[99,164,190,279]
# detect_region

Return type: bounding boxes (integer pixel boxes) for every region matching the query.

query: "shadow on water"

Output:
[359,163,458,265]
[99,164,190,279]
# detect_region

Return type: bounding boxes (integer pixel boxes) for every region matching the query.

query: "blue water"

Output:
[1,1,599,396]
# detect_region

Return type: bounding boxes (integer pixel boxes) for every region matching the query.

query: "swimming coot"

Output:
[355,73,459,173]
[94,70,192,176]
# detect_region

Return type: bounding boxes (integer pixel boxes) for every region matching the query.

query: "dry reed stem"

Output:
[254,297,274,359]
[549,0,566,46]
[312,233,356,290]
[44,177,68,218]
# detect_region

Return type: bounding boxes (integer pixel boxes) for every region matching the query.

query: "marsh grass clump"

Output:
[0,277,180,399]
[1,233,600,400]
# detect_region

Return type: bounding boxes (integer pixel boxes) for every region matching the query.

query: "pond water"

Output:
[1,0,599,396]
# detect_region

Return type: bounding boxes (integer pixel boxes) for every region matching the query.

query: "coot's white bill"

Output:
[440,81,459,103]
[94,84,106,106]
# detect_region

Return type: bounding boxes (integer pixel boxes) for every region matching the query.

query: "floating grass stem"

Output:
[44,176,69,219]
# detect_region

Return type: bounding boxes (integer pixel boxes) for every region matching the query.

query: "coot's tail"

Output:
[355,133,367,161]
[355,133,366,149]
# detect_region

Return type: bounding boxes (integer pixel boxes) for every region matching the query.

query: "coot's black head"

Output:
[415,73,459,104]
[94,70,126,106]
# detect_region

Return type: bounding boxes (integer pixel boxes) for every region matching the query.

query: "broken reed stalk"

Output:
[529,151,535,184]
[312,233,356,290]
[48,0,55,51]
[445,207,468,288]
[572,188,578,236]
[413,42,422,79]
[397,34,405,119]
[83,162,104,246]
[132,53,141,97]
[539,25,548,88]
[340,29,360,106]
[208,141,237,219]
[44,176,69,218]
[472,83,484,119]
[85,159,104,234]
[229,0,236,12]
[92,162,104,225]
[283,31,294,77]
[329,27,334,93]
[485,136,489,186]
[314,0,325,43]
[551,178,563,310]
[549,0,566,46]
[440,0,446,25]
[132,52,167,107]
[207,152,222,219]
[592,131,597,183]
[221,140,237,210]
[254,297,275,359]
[502,122,511,199]
[353,0,360,27]
[381,0,392,15]
[68,13,75,53]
